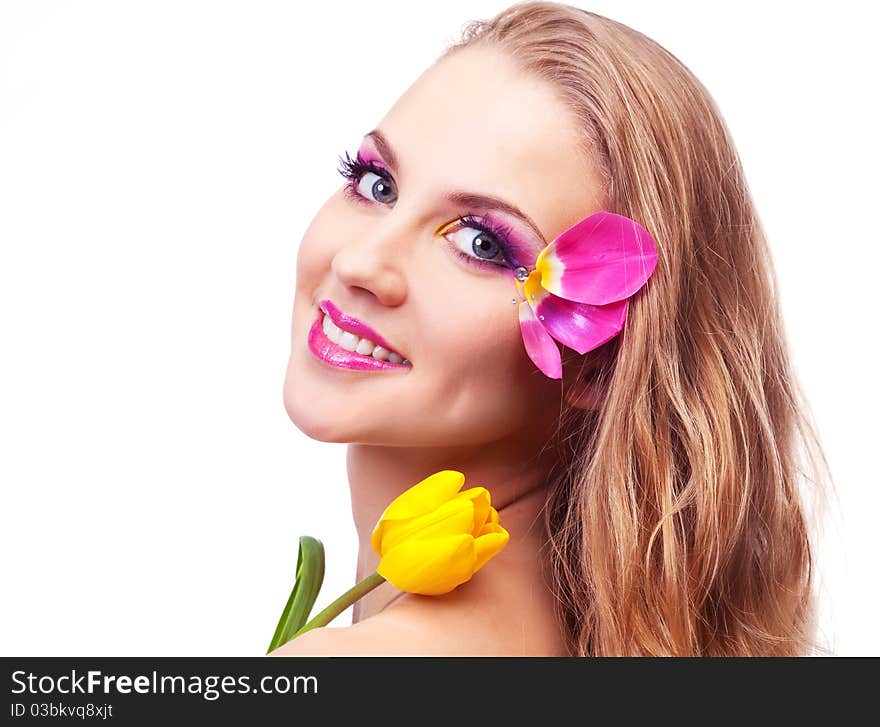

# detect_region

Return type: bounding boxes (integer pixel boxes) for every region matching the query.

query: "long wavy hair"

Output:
[440,2,832,656]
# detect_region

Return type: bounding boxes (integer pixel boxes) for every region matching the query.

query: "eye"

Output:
[337,151,399,207]
[445,225,507,266]
[355,171,398,205]
[440,213,519,271]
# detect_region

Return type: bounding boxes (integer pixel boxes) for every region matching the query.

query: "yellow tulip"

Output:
[369,470,510,595]
[271,471,512,647]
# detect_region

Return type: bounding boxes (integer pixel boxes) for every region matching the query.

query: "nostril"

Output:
[330,249,408,309]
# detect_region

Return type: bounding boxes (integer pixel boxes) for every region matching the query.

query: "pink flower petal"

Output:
[523,267,627,355]
[536,211,658,305]
[534,291,628,355]
[518,300,562,379]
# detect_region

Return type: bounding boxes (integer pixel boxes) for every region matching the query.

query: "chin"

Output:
[282,373,340,442]
[282,376,374,444]
[284,398,344,443]
[282,340,416,444]
[284,384,427,446]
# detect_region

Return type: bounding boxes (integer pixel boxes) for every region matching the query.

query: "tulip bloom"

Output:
[270,470,509,648]
[370,470,510,595]
[516,210,659,378]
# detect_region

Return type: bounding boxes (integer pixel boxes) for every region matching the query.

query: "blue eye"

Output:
[355,170,397,205]
[337,150,397,205]
[443,219,511,269]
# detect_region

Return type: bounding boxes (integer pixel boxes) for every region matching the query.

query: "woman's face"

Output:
[284,44,604,447]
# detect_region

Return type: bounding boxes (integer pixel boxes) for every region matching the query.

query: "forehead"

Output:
[374,45,603,241]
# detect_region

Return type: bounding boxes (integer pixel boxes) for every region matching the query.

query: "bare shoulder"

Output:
[269,612,427,656]
[269,600,480,656]
[270,589,565,656]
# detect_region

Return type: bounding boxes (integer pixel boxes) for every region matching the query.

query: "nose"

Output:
[331,214,410,307]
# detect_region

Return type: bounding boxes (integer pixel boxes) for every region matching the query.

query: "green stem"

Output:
[293,571,387,638]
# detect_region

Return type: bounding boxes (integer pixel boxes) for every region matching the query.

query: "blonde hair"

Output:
[441,2,832,656]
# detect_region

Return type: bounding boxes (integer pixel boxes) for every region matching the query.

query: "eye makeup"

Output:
[437,214,529,271]
[336,149,395,208]
[354,147,390,174]
[335,146,539,272]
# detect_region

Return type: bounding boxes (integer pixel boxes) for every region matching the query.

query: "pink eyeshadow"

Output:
[357,144,390,173]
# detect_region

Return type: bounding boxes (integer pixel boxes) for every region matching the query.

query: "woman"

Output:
[276,1,829,656]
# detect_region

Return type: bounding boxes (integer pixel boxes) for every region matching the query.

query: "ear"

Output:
[561,346,613,411]
[564,379,604,411]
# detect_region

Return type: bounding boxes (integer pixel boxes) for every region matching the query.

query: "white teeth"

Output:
[355,338,375,355]
[320,313,408,364]
[338,331,359,351]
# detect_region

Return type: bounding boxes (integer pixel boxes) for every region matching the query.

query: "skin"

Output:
[278,43,606,656]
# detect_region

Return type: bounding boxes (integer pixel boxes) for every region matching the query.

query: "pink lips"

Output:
[308,300,411,372]
[320,300,402,355]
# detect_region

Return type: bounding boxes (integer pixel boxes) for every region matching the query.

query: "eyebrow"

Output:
[365,129,547,248]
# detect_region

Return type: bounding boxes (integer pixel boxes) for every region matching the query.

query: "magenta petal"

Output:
[534,291,628,355]
[518,301,562,378]
[537,211,659,305]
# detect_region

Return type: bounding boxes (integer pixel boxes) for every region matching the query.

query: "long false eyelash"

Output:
[336,148,383,180]
[336,150,389,206]
[335,149,518,269]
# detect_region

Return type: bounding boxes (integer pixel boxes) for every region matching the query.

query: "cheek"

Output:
[295,196,342,285]
[416,282,555,435]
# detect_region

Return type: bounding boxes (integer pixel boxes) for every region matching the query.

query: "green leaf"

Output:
[266,536,325,653]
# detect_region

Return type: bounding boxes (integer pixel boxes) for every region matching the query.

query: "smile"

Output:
[307,301,411,372]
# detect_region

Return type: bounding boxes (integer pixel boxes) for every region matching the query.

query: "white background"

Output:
[1,0,877,656]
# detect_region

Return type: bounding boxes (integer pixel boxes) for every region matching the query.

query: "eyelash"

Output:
[335,150,517,271]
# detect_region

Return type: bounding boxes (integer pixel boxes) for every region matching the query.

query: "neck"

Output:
[347,431,559,621]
